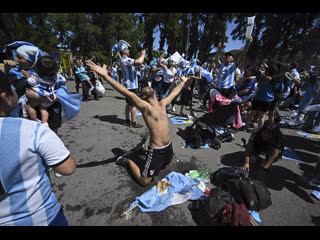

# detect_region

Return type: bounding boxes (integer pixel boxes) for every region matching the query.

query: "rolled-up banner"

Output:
[245,16,256,39]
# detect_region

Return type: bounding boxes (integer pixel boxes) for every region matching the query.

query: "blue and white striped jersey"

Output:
[216,62,237,89]
[119,57,138,89]
[27,73,66,97]
[0,117,70,226]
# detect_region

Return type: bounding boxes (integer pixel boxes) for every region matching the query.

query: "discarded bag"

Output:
[220,202,252,226]
[210,166,248,186]
[95,80,105,97]
[224,177,272,212]
[189,184,235,226]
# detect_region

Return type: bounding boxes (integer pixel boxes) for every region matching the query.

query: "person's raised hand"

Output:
[85,60,108,77]
[180,74,188,83]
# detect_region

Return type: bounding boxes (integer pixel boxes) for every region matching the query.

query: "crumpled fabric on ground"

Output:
[128,171,206,213]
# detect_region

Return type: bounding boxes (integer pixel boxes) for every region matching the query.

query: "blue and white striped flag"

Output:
[127,171,206,213]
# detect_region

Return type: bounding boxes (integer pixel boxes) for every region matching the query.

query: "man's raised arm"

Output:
[160,75,188,106]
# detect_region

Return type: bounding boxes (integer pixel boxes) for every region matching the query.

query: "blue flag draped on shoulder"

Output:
[198,67,213,82]
[56,85,82,120]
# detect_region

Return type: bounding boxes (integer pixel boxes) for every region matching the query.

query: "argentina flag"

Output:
[125,171,207,213]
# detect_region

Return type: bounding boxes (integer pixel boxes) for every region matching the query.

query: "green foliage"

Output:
[1,13,319,67]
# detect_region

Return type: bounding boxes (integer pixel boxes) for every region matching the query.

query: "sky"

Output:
[152,19,244,55]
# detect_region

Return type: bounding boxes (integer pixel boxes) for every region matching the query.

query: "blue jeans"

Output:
[152,79,163,101]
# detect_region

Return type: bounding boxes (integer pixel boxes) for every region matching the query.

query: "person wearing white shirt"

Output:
[158,53,178,112]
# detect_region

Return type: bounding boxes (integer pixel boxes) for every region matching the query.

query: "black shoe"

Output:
[124,120,131,127]
[131,122,143,128]
[116,156,128,167]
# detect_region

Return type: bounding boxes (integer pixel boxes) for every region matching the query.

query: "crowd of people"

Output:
[0,36,319,226]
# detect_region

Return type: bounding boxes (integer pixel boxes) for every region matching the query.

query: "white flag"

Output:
[245,16,256,39]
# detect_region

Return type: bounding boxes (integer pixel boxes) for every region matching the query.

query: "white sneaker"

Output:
[54,171,62,178]
[172,106,176,112]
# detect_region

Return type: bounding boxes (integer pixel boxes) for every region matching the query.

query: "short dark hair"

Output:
[35,56,58,77]
[254,122,285,150]
[245,64,259,76]
[225,52,233,57]
[264,59,285,82]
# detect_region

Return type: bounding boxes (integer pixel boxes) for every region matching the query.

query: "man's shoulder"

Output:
[0,117,46,137]
[1,117,30,124]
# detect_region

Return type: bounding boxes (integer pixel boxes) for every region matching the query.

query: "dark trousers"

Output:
[152,79,163,101]
[81,80,97,100]
[75,75,80,93]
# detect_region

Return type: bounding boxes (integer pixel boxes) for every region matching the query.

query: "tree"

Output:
[231,13,320,67]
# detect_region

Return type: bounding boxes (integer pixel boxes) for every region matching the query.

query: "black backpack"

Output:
[224,177,272,212]
[189,185,235,226]
[144,65,152,81]
[184,125,214,149]
[210,166,249,186]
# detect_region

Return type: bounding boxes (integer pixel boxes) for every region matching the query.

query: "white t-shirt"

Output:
[163,66,177,83]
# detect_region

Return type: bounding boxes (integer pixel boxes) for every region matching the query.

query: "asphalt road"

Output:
[50,79,320,226]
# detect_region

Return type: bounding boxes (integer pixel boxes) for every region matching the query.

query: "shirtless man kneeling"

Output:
[86,60,188,186]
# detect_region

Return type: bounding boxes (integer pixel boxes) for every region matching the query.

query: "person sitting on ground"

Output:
[242,122,285,180]
[85,59,188,186]
[25,56,66,125]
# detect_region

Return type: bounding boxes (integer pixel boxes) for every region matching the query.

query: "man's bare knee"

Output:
[138,176,153,186]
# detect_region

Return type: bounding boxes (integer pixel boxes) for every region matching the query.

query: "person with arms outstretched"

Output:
[86,59,188,186]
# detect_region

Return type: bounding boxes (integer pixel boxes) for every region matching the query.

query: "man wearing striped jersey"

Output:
[0,71,76,226]
[214,40,252,98]
[116,40,146,128]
